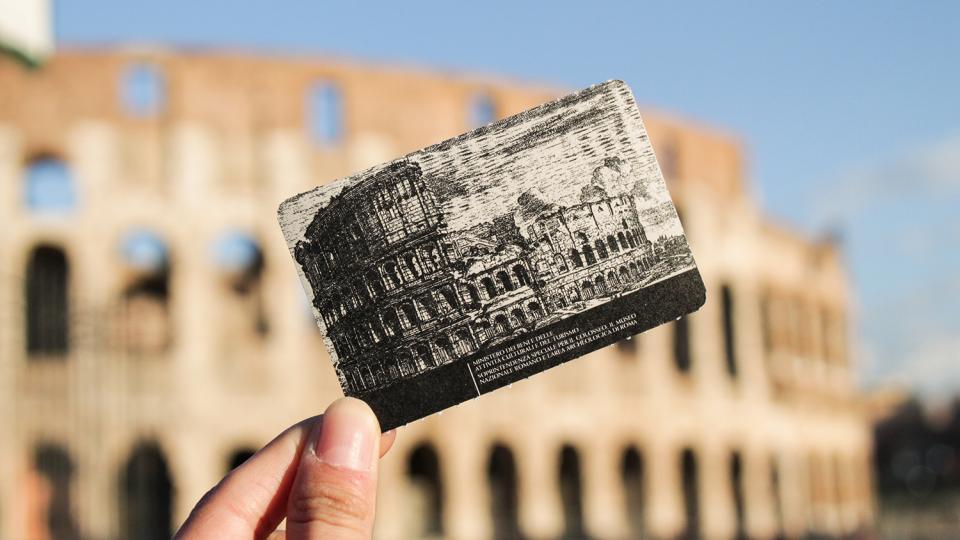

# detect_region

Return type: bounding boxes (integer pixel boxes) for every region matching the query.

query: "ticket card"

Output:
[278,80,705,430]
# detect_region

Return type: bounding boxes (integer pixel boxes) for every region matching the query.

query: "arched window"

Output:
[481,277,498,299]
[34,444,79,539]
[512,264,530,287]
[488,444,520,539]
[434,336,455,363]
[399,302,419,328]
[511,308,526,327]
[403,253,423,280]
[607,234,620,253]
[466,283,481,304]
[594,239,608,259]
[407,444,443,537]
[468,93,496,129]
[731,452,747,540]
[24,156,77,213]
[384,261,402,289]
[674,316,691,373]
[493,314,510,336]
[594,274,606,296]
[121,62,166,117]
[607,270,619,286]
[120,442,173,540]
[213,231,268,336]
[496,270,515,292]
[619,266,630,284]
[452,329,475,355]
[226,447,257,473]
[528,301,543,319]
[439,287,459,312]
[582,244,597,265]
[569,248,583,268]
[307,81,343,145]
[559,445,586,539]
[621,447,645,539]
[580,280,594,300]
[417,295,439,320]
[721,284,737,378]
[382,308,402,336]
[414,343,434,369]
[681,449,700,540]
[25,245,70,357]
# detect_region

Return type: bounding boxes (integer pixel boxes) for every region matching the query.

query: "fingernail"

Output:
[314,398,379,471]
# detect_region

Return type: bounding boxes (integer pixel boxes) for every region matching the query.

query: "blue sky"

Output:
[55,1,960,396]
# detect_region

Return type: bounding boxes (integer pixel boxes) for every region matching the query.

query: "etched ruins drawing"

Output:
[279,80,698,396]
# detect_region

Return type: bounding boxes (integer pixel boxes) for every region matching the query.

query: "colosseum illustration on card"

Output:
[279,80,706,429]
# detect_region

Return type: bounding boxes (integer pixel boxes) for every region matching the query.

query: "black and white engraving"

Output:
[279,80,705,430]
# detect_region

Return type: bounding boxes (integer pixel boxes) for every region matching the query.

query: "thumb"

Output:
[286,397,382,540]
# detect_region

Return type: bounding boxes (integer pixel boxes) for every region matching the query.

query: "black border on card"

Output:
[356,268,705,431]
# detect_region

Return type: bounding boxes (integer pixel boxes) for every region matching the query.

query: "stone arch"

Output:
[493,313,510,335]
[554,253,569,272]
[628,261,640,281]
[434,335,455,364]
[619,265,630,284]
[512,264,531,287]
[414,343,434,369]
[481,276,498,299]
[569,248,584,268]
[496,270,515,292]
[384,261,403,288]
[403,252,423,280]
[397,351,416,377]
[528,301,544,319]
[580,280,595,299]
[367,269,385,298]
[488,444,521,539]
[607,269,619,286]
[595,274,607,296]
[451,328,475,355]
[582,244,597,265]
[607,234,620,253]
[120,442,173,540]
[511,307,527,327]
[382,307,402,336]
[407,443,444,537]
[594,238,608,259]
[617,231,628,250]
[399,301,419,328]
[466,283,482,304]
[25,245,70,357]
[438,286,459,312]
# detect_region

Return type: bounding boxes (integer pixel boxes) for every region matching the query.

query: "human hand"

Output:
[175,397,396,540]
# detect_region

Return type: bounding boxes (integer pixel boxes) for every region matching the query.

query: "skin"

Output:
[175,398,397,540]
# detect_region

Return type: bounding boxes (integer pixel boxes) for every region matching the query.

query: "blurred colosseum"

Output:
[0,48,874,540]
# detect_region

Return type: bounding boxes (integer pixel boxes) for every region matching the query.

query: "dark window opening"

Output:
[621,447,645,539]
[26,245,70,357]
[681,449,700,540]
[488,444,522,539]
[722,284,737,377]
[34,444,80,540]
[559,445,588,540]
[120,442,173,540]
[408,443,443,537]
[731,452,746,540]
[214,232,269,336]
[673,316,691,373]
